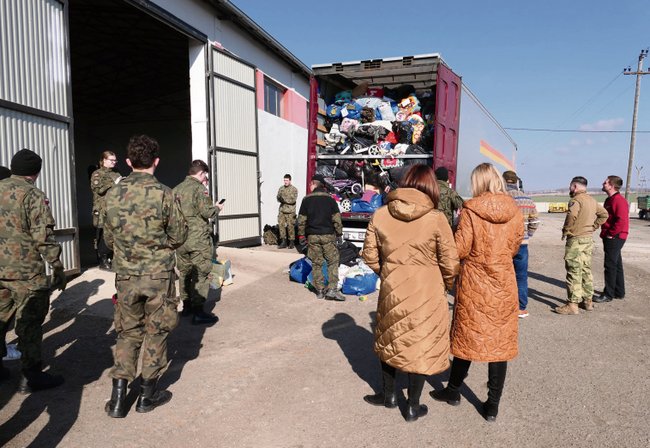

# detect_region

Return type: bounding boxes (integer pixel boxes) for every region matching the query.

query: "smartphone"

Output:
[218,198,226,204]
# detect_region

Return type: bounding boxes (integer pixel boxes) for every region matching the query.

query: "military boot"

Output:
[287,240,295,250]
[192,307,219,325]
[277,239,287,249]
[315,289,326,300]
[98,255,112,272]
[553,302,579,315]
[135,378,172,413]
[19,366,64,394]
[579,300,594,311]
[180,300,192,317]
[0,360,10,382]
[105,378,129,418]
[325,289,346,302]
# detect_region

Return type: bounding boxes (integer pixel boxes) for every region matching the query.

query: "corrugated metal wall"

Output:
[0,0,68,116]
[210,47,261,245]
[0,0,78,272]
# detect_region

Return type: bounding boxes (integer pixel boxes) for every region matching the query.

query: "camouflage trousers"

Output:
[307,234,339,291]
[176,246,213,309]
[278,212,296,241]
[0,276,50,370]
[564,236,594,303]
[111,272,179,382]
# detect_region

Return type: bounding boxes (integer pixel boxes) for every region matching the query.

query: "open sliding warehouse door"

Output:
[208,47,261,246]
[0,0,79,274]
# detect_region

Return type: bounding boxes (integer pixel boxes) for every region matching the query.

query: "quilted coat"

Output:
[362,188,460,375]
[451,192,524,362]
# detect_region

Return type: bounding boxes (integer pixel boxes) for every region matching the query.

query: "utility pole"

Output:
[623,49,650,200]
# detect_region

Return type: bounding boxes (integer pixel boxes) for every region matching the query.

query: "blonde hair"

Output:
[470,163,506,197]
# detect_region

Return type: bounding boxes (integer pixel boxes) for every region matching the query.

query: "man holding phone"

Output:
[173,160,224,325]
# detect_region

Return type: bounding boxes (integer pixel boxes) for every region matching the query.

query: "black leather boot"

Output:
[0,359,10,381]
[19,366,64,394]
[277,239,287,249]
[287,240,295,249]
[405,373,428,422]
[105,378,129,418]
[136,378,172,413]
[483,361,507,422]
[192,308,219,325]
[363,362,397,409]
[180,300,192,317]
[430,357,470,405]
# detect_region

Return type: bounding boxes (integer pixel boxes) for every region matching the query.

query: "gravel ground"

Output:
[1,214,649,448]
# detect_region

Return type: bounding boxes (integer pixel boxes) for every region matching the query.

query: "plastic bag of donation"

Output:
[209,259,232,289]
[289,257,312,284]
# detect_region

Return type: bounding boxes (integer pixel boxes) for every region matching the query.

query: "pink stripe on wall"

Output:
[256,69,308,129]
[255,70,265,110]
[282,90,308,129]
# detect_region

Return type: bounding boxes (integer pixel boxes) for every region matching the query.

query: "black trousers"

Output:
[95,227,113,262]
[602,236,625,298]
[380,362,426,405]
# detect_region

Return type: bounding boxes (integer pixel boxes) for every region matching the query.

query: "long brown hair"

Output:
[399,164,440,207]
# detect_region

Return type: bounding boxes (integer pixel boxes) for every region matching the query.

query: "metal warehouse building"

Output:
[0,0,312,274]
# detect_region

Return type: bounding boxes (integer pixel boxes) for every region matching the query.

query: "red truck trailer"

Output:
[307,53,517,245]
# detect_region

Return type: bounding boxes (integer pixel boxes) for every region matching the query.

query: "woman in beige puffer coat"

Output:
[430,163,523,422]
[362,165,460,422]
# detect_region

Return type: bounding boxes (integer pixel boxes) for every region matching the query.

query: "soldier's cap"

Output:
[11,149,42,176]
[311,174,326,184]
[571,176,588,186]
[502,170,519,184]
[0,166,10,180]
[434,166,449,182]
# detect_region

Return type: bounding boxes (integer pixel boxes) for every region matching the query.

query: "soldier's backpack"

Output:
[263,224,280,245]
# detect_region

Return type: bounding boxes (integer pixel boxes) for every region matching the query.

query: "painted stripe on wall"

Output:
[480,140,515,171]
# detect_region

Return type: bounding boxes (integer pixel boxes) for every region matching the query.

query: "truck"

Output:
[306,53,517,246]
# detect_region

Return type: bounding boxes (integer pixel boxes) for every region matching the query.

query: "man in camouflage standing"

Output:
[297,174,345,301]
[277,174,298,249]
[103,135,187,418]
[434,167,464,229]
[554,176,608,315]
[0,149,67,391]
[173,160,223,325]
[90,150,121,271]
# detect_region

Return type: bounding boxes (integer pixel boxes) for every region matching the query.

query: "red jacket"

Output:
[600,192,629,240]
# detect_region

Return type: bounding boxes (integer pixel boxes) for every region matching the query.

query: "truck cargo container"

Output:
[307,53,517,245]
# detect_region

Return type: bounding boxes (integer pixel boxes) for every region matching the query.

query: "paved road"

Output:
[1,215,649,447]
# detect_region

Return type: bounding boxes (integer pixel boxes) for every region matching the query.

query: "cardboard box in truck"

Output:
[307,53,517,245]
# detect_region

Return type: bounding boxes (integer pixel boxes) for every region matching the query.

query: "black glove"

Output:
[336,236,343,245]
[51,266,67,292]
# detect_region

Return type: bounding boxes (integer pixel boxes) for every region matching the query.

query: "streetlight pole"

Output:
[623,49,650,200]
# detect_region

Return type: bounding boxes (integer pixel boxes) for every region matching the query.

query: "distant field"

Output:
[530,194,642,203]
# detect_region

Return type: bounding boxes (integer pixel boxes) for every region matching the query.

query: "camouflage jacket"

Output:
[562,192,608,238]
[104,172,187,275]
[91,167,121,227]
[436,180,464,228]
[173,176,219,253]
[297,189,342,237]
[277,185,298,214]
[0,176,63,280]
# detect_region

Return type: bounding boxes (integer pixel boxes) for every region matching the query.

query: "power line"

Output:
[504,127,650,133]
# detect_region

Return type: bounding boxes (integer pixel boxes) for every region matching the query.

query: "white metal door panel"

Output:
[209,47,261,246]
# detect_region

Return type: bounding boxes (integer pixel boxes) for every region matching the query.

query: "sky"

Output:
[232,0,650,192]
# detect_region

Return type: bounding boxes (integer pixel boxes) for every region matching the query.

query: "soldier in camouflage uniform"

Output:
[103,135,188,418]
[297,174,345,301]
[555,176,608,315]
[277,174,298,249]
[90,150,121,270]
[0,149,67,392]
[434,167,464,229]
[173,160,223,325]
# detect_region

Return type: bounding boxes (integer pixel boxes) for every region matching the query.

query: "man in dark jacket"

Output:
[297,175,345,301]
[593,175,629,303]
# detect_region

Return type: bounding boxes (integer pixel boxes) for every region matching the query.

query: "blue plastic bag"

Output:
[306,260,328,286]
[341,273,379,295]
[289,258,312,283]
[351,196,382,213]
[370,194,383,209]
